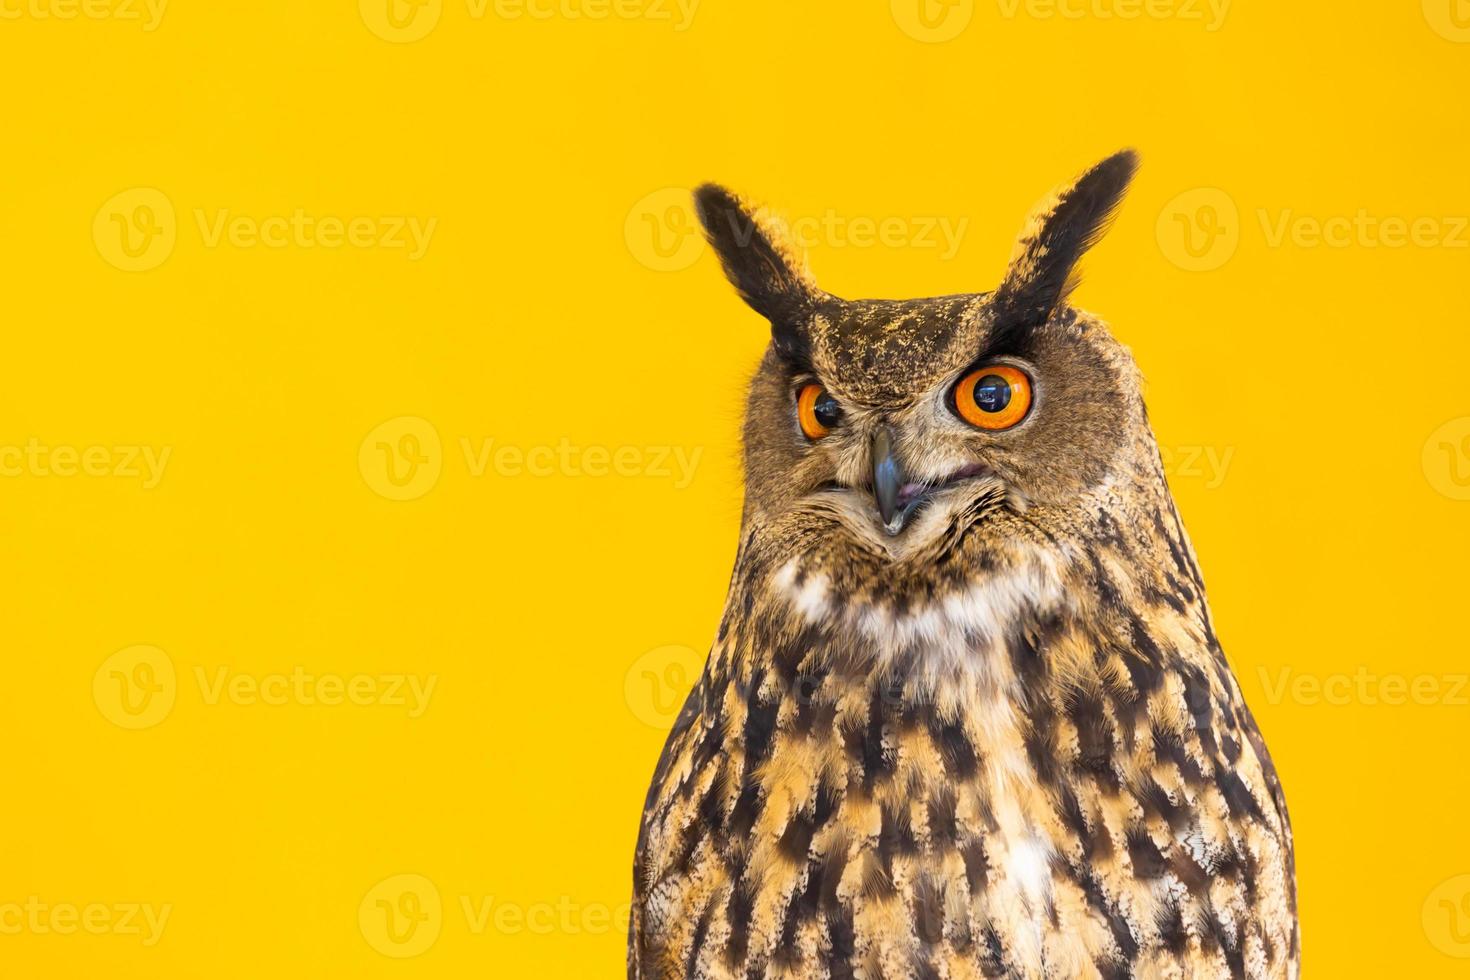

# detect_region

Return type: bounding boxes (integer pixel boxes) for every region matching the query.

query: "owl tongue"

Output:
[897,482,928,509]
[899,463,990,509]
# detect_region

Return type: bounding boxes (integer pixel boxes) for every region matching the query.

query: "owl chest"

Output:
[679,645,1067,953]
[643,566,1293,977]
[649,662,1085,978]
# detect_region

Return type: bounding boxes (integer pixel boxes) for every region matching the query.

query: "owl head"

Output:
[696,151,1160,564]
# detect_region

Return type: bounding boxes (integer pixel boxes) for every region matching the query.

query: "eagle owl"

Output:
[630,152,1298,980]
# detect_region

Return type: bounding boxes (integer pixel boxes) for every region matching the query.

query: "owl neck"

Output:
[708,487,1222,715]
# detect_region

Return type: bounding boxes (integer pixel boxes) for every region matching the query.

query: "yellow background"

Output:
[1,0,1467,975]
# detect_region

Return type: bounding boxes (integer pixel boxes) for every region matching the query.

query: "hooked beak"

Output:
[858,429,996,537]
[871,428,909,536]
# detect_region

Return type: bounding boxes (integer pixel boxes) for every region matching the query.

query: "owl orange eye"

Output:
[953,365,1032,431]
[797,384,842,440]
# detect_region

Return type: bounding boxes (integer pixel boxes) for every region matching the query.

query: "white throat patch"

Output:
[769,543,1070,686]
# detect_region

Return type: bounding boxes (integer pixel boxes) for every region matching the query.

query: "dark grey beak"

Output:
[871,428,907,536]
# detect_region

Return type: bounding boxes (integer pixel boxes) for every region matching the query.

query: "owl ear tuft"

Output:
[994,150,1139,327]
[694,184,819,326]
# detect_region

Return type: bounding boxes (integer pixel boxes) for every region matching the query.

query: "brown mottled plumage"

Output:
[630,153,1298,979]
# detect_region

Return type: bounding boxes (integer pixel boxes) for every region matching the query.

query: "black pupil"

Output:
[973,375,1012,414]
[813,392,842,428]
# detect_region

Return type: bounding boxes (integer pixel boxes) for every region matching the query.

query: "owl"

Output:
[629,152,1297,980]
